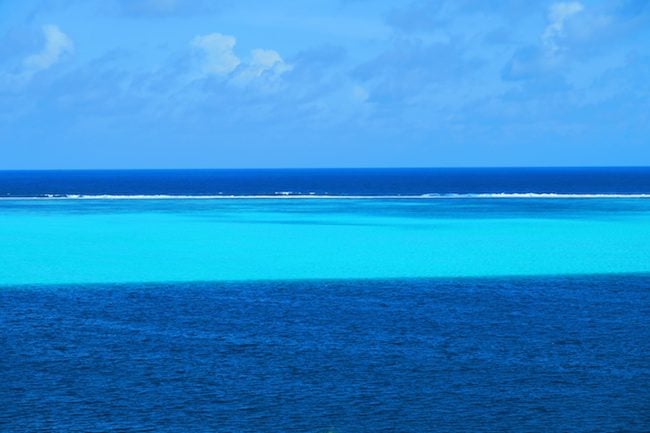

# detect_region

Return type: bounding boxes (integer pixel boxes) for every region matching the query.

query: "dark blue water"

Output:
[2,276,649,432]
[2,167,650,197]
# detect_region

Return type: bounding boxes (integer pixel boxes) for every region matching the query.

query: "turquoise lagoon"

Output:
[2,197,650,286]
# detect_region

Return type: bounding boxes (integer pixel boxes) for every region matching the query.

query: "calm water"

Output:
[2,197,650,285]
[2,167,650,197]
[2,277,649,432]
[1,169,650,431]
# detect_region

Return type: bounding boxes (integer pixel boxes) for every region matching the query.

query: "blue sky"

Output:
[0,0,649,168]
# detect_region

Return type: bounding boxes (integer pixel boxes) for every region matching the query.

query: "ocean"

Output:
[1,168,649,432]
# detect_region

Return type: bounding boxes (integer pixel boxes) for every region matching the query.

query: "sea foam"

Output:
[2,193,650,200]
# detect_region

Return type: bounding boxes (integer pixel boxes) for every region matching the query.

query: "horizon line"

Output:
[2,165,650,172]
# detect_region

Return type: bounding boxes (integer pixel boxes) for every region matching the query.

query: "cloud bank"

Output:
[1,0,649,168]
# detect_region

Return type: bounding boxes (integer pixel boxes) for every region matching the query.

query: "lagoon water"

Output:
[1,168,650,432]
[2,197,650,285]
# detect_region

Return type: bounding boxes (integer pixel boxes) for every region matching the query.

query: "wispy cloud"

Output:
[1,24,73,89]
[542,2,584,55]
[23,25,74,77]
[502,2,586,81]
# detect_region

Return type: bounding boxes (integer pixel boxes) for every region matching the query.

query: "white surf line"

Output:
[2,193,650,200]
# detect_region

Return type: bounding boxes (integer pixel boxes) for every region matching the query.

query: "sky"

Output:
[0,0,649,169]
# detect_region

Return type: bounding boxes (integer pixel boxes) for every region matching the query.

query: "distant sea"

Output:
[1,168,649,432]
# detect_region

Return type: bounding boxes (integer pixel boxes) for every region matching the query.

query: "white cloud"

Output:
[191,33,240,76]
[23,25,74,76]
[542,2,584,55]
[233,49,292,85]
[250,49,291,76]
[190,33,291,87]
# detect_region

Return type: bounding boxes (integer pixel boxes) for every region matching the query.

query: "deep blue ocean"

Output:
[2,167,650,197]
[1,168,650,432]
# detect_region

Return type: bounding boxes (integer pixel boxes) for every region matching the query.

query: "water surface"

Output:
[2,168,650,432]
[2,276,649,432]
[2,198,650,285]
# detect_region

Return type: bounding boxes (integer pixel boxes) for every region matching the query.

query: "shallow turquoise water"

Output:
[2,198,650,285]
